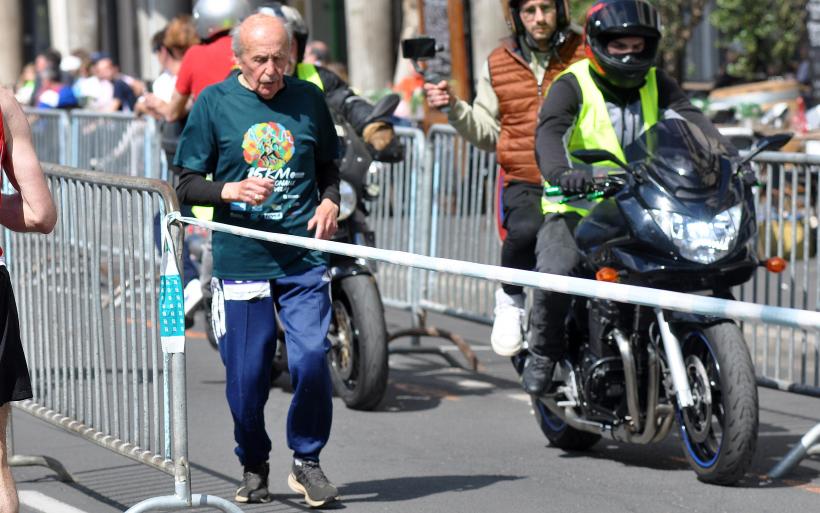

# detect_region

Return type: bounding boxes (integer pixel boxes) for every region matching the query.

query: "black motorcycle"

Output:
[521,119,791,484]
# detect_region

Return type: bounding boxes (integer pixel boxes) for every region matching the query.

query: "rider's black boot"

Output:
[521,352,556,395]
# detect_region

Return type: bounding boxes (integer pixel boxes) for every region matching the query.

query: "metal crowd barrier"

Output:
[5,164,240,513]
[422,125,499,323]
[369,126,427,311]
[737,152,820,394]
[23,108,162,179]
[23,108,70,166]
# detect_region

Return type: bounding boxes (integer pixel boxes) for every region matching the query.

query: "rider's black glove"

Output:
[557,169,593,195]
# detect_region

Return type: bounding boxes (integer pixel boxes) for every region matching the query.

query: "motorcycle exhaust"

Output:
[607,333,676,444]
[538,333,677,444]
[540,397,612,436]
[611,329,642,433]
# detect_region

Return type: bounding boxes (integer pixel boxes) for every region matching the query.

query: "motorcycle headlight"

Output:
[338,180,357,221]
[650,204,742,264]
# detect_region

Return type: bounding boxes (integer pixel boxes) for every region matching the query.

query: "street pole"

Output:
[47,0,99,59]
[469,0,508,89]
[344,0,393,93]
[0,0,23,87]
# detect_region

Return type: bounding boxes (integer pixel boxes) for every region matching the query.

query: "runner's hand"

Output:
[308,198,339,240]
[220,178,274,206]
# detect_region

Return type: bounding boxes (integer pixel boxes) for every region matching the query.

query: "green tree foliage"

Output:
[652,0,709,81]
[711,0,807,79]
[569,0,596,22]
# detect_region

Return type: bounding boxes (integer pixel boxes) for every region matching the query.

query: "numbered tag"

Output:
[159,215,185,353]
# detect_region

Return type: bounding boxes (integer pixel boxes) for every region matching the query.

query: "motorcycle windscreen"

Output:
[624,118,733,203]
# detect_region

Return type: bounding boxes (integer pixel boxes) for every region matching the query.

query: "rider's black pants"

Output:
[528,212,582,359]
[500,181,544,296]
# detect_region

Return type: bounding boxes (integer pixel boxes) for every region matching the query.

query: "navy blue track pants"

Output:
[212,265,333,466]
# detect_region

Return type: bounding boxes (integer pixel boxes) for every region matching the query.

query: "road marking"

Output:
[783,479,820,495]
[19,490,88,513]
[185,328,206,340]
[456,379,494,390]
[507,393,531,403]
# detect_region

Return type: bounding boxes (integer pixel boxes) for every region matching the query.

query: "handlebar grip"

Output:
[544,185,563,196]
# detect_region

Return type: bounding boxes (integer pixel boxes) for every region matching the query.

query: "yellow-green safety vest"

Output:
[296,62,324,91]
[191,64,325,221]
[541,59,658,216]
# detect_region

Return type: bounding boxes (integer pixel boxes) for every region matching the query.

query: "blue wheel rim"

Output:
[678,331,722,469]
[535,398,567,433]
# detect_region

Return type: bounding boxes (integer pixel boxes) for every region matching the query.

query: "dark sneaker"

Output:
[521,353,555,395]
[288,459,340,508]
[235,462,272,504]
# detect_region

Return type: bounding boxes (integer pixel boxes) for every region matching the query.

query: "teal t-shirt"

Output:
[175,72,339,280]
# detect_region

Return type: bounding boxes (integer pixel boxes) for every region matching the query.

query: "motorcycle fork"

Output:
[653,309,695,408]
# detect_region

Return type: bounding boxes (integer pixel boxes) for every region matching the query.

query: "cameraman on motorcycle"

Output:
[258,2,404,162]
[424,0,584,357]
[525,0,737,394]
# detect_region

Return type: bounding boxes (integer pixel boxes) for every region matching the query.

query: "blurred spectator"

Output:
[67,49,98,107]
[304,40,330,66]
[137,15,199,163]
[14,64,36,105]
[32,50,78,110]
[30,49,63,106]
[87,54,138,112]
[139,15,199,111]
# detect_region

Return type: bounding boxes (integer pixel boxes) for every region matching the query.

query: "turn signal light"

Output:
[765,257,787,273]
[596,267,619,282]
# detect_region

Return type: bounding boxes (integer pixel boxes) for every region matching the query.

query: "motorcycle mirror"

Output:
[739,132,793,166]
[571,149,629,171]
[401,37,437,61]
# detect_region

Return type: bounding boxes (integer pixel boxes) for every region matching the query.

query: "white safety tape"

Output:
[167,213,820,331]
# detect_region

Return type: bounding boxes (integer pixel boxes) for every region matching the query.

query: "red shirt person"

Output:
[160,0,251,122]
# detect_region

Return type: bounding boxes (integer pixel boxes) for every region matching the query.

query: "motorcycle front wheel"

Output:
[677,322,758,485]
[327,274,389,410]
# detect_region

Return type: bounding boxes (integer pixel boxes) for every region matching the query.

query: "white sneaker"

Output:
[184,278,203,316]
[491,288,525,356]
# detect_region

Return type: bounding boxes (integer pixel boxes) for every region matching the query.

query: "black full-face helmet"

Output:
[584,0,661,89]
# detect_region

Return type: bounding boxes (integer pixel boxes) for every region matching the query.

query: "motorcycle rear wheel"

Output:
[531,396,601,451]
[327,274,389,410]
[678,322,758,485]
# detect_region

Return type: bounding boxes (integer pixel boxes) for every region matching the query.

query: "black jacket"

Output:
[535,67,735,185]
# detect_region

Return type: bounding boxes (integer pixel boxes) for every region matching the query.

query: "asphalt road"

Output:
[10,308,820,513]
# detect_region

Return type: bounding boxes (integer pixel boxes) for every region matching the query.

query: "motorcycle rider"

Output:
[424,0,584,357]
[258,2,404,161]
[525,0,736,394]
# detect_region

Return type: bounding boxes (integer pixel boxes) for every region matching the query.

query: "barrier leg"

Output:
[389,310,480,371]
[7,409,75,483]
[126,494,243,513]
[768,422,820,479]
